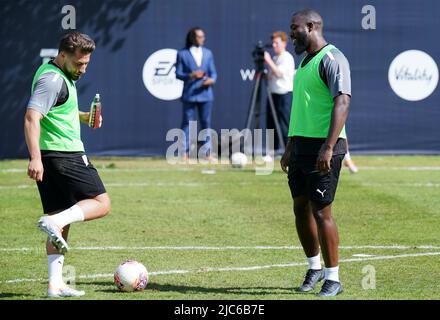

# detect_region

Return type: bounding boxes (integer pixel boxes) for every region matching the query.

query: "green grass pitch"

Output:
[1,156,440,300]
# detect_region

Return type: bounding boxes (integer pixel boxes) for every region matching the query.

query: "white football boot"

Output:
[344,158,359,174]
[38,216,69,253]
[48,285,85,298]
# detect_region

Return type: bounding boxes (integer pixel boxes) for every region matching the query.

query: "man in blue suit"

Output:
[176,27,217,160]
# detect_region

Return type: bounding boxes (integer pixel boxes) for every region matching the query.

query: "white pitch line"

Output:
[74,245,304,251]
[3,166,440,174]
[0,169,26,173]
[2,251,440,285]
[0,181,257,190]
[0,168,196,173]
[359,166,440,171]
[352,254,376,257]
[0,185,35,189]
[73,245,440,250]
[5,180,440,190]
[2,245,440,252]
[360,182,440,188]
[0,182,207,190]
[2,277,46,284]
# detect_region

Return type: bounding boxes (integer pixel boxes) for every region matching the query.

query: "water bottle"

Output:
[89,93,102,129]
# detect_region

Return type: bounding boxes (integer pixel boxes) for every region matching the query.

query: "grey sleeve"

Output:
[27,72,63,116]
[320,49,351,98]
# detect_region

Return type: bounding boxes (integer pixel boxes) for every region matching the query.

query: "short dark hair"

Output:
[59,31,95,54]
[185,27,203,49]
[292,9,324,31]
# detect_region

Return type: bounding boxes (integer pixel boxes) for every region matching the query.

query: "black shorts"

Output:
[37,153,106,213]
[287,153,344,206]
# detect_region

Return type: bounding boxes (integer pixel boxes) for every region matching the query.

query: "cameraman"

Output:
[264,31,295,153]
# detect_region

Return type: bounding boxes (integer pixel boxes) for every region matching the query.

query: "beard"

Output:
[294,31,309,54]
[70,74,81,81]
[63,62,81,80]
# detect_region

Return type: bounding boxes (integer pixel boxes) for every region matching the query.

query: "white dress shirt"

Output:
[190,46,203,67]
[268,51,295,94]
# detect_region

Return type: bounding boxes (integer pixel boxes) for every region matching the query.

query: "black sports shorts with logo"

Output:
[36,151,106,213]
[287,137,346,207]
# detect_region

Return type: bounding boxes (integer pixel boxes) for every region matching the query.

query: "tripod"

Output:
[245,69,286,151]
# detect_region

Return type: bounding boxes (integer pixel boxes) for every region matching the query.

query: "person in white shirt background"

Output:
[264,31,295,155]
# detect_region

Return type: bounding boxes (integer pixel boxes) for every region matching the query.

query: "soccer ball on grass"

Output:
[231,152,248,169]
[114,260,149,292]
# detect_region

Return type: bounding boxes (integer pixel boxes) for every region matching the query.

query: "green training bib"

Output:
[31,62,84,152]
[288,45,346,139]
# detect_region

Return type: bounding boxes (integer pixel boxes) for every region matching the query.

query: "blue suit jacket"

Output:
[175,47,217,102]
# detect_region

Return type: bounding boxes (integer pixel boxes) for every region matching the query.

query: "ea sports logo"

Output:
[388,50,438,101]
[142,49,183,101]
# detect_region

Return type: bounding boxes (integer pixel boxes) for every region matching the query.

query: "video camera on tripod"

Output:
[245,40,286,150]
[252,40,272,72]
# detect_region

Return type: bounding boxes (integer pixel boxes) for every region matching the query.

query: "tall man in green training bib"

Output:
[280,9,351,296]
[24,32,111,298]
